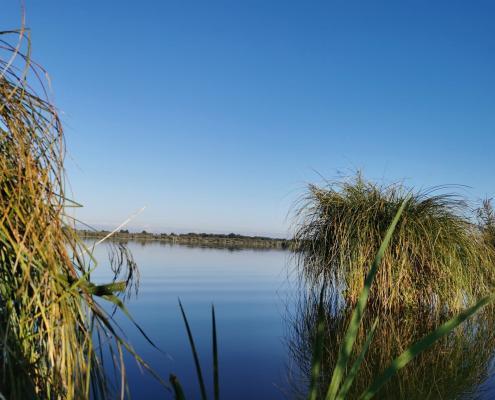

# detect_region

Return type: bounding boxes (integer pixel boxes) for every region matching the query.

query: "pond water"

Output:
[90,242,295,399]
[89,241,495,399]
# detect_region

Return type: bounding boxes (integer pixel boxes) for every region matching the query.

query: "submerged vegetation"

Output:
[0,29,154,398]
[294,175,495,312]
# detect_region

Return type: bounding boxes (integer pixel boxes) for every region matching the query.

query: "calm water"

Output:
[91,242,295,399]
[89,241,495,399]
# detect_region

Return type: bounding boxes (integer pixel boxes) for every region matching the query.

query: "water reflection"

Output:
[285,286,495,399]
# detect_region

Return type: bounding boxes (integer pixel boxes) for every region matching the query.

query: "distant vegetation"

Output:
[78,229,291,250]
[294,175,495,312]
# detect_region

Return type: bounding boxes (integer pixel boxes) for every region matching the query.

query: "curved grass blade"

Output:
[101,294,163,353]
[212,305,220,400]
[326,199,408,400]
[335,318,379,400]
[90,303,170,391]
[359,293,495,400]
[170,374,186,400]
[179,299,208,400]
[308,286,327,400]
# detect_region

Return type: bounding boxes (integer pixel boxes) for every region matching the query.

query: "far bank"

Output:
[77,229,292,250]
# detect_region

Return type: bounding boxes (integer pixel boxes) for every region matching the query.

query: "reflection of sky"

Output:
[2,2,495,235]
[90,242,295,399]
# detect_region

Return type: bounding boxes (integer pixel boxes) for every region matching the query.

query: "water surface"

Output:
[90,241,495,399]
[91,242,294,399]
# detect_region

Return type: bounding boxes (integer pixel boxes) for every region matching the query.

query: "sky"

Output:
[2,1,495,236]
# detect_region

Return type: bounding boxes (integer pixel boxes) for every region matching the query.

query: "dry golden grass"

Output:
[0,27,156,399]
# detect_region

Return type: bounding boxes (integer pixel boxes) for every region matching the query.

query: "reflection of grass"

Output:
[294,175,495,312]
[0,28,159,398]
[288,290,495,399]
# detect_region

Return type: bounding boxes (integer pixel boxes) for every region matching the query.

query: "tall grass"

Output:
[0,28,156,398]
[478,198,495,250]
[294,175,495,312]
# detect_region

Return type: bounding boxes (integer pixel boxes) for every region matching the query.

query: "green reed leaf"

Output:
[359,293,495,400]
[179,299,208,400]
[335,318,379,400]
[212,305,220,400]
[326,199,408,400]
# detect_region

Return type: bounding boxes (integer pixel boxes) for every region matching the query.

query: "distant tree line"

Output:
[77,229,292,250]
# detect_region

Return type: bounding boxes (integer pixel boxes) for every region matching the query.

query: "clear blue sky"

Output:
[2,1,494,236]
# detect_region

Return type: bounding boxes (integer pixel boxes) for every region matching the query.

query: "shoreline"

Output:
[77,230,292,250]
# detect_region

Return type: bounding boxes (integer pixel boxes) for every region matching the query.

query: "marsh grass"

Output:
[288,202,495,399]
[0,28,160,398]
[294,175,495,312]
[478,198,495,250]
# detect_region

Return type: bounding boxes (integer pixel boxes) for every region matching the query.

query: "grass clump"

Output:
[294,175,495,312]
[0,28,152,399]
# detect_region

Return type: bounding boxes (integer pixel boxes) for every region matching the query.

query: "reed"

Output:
[478,198,495,250]
[294,175,495,312]
[0,28,157,399]
[172,301,219,400]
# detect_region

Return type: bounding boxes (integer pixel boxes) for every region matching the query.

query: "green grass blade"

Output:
[325,199,408,400]
[170,374,186,400]
[335,318,379,400]
[359,293,495,400]
[308,286,327,400]
[178,299,208,400]
[86,281,127,296]
[212,305,220,400]
[101,294,162,353]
